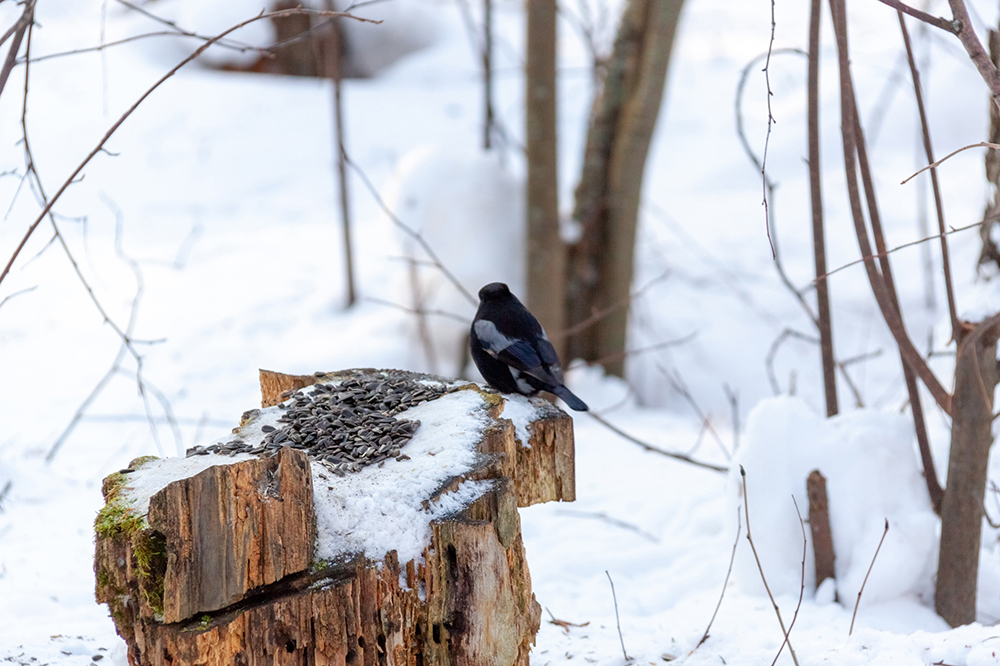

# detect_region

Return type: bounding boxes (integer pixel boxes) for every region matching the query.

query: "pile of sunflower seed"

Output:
[187,373,453,476]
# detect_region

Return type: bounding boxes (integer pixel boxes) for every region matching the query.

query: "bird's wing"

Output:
[534,334,565,382]
[474,319,545,373]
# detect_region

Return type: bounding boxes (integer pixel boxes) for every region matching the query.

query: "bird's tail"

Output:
[553,384,589,412]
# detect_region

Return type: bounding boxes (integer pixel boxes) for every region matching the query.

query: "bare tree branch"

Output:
[902,141,1000,184]
[740,466,800,666]
[828,0,951,415]
[0,0,35,99]
[342,152,478,306]
[588,411,728,473]
[874,0,958,33]
[0,7,377,289]
[948,0,1000,100]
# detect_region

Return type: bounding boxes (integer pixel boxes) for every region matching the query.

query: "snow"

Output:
[120,452,254,517]
[3,0,1000,663]
[731,397,943,610]
[312,388,493,565]
[497,393,540,446]
[115,385,497,569]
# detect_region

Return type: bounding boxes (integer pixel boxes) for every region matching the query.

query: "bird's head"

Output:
[478,282,512,301]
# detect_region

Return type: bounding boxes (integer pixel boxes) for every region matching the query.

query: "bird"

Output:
[470,282,589,411]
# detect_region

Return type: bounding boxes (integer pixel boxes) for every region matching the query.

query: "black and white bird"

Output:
[470,282,589,411]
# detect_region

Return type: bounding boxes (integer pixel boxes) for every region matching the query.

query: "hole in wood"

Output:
[432,624,442,644]
[358,636,366,648]
[347,648,359,664]
[162,647,173,663]
[285,640,296,653]
[377,634,386,652]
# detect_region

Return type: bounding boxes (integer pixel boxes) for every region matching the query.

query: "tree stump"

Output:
[95,369,575,665]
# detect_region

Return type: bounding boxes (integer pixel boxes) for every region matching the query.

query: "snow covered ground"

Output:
[2,0,1000,663]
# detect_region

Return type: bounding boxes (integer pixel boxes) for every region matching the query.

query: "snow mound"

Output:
[731,397,938,609]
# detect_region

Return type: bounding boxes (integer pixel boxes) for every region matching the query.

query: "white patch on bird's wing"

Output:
[474,319,513,355]
[510,368,534,394]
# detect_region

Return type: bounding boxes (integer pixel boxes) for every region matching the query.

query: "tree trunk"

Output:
[566,0,685,375]
[935,320,1000,627]
[806,470,835,592]
[96,369,575,664]
[807,0,838,416]
[525,0,565,356]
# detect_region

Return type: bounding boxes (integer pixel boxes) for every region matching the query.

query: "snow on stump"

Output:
[94,368,575,666]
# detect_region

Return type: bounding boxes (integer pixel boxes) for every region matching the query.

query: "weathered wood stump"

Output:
[95,369,575,666]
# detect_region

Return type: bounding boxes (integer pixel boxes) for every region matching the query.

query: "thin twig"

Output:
[366,297,471,324]
[570,332,697,370]
[588,412,728,473]
[828,0,951,415]
[659,366,731,460]
[771,497,807,666]
[555,269,671,340]
[0,480,12,512]
[735,48,812,301]
[605,571,630,662]
[723,383,739,451]
[18,21,147,371]
[0,7,377,289]
[760,0,779,258]
[342,153,477,306]
[557,510,660,543]
[696,507,741,649]
[545,607,589,633]
[898,11,960,341]
[741,466,800,666]
[902,141,1000,184]
[850,518,890,635]
[0,284,36,312]
[765,328,818,396]
[818,218,987,281]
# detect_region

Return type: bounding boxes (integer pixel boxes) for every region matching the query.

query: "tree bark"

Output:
[525,0,565,356]
[97,369,575,664]
[807,0,838,416]
[935,319,1000,627]
[806,470,835,592]
[566,0,685,376]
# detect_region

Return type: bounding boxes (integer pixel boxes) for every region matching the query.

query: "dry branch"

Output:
[587,412,727,472]
[874,0,957,33]
[740,466,800,666]
[771,498,807,666]
[827,0,951,416]
[898,11,959,341]
[902,141,1000,184]
[0,7,377,290]
[695,507,741,650]
[850,519,889,635]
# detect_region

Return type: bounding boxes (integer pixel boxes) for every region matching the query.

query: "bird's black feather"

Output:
[470,282,589,411]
